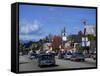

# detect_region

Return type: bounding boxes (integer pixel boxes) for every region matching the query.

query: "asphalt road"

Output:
[19,55,96,72]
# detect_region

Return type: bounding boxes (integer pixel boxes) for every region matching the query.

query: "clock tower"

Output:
[61,27,67,41]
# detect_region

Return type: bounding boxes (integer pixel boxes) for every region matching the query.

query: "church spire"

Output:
[63,27,66,36]
[61,27,66,36]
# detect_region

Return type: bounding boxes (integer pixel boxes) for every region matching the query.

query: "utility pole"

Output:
[82,19,90,54]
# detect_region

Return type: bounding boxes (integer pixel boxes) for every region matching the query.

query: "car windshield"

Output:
[41,55,54,60]
[67,52,72,55]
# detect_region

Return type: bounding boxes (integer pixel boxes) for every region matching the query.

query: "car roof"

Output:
[39,53,53,56]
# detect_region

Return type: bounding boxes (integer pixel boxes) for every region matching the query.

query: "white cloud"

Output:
[19,34,44,41]
[19,19,45,41]
[20,20,42,34]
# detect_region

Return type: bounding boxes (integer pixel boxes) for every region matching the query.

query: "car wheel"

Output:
[38,63,42,67]
[38,62,41,67]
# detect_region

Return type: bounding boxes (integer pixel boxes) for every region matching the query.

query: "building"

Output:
[45,27,82,52]
[43,43,52,50]
[85,25,96,36]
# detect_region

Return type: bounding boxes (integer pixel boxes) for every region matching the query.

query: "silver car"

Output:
[64,52,72,60]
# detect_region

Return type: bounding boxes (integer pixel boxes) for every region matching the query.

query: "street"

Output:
[19,55,96,72]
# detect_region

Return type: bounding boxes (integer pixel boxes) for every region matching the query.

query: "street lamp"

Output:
[82,20,90,54]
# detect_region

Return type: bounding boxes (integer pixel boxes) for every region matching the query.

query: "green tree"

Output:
[19,43,26,53]
[87,34,96,41]
[76,44,84,52]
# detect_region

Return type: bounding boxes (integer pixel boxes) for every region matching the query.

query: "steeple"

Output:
[61,27,66,36]
[61,27,67,41]
[63,27,66,36]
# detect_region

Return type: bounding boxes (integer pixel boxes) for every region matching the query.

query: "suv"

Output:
[38,53,55,67]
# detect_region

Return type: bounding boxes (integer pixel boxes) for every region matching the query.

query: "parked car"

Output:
[28,53,37,59]
[84,53,91,58]
[38,54,55,67]
[64,52,72,60]
[70,52,85,61]
[91,51,96,60]
[58,51,65,59]
[28,51,38,59]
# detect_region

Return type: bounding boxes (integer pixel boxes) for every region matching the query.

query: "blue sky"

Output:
[19,4,96,41]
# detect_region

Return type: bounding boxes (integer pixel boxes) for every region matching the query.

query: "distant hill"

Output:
[19,40,30,44]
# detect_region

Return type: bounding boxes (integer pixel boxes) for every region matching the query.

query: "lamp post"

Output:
[82,20,90,54]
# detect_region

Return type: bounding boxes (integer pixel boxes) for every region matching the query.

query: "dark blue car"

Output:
[38,54,55,67]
